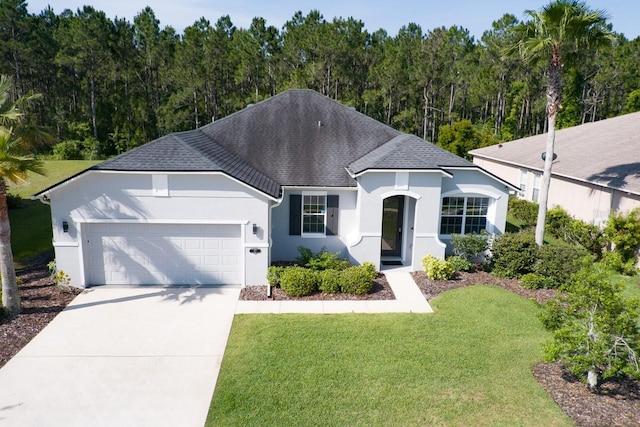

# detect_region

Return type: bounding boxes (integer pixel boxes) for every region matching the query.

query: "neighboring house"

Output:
[34,90,514,287]
[471,111,640,227]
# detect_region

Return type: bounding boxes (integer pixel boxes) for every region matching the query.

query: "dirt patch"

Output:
[240,273,395,300]
[0,265,81,369]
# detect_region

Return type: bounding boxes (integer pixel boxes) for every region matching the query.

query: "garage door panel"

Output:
[87,224,241,285]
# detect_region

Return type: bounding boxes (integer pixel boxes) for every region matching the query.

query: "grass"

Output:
[7,160,99,266]
[207,286,572,426]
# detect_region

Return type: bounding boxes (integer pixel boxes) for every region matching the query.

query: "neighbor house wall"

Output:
[47,171,271,287]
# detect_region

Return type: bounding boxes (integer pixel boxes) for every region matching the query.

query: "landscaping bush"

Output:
[266,266,285,287]
[451,232,489,262]
[53,140,85,160]
[340,264,376,295]
[546,206,605,257]
[532,243,588,288]
[446,255,473,273]
[280,267,319,297]
[508,198,538,227]
[605,208,640,266]
[600,251,639,276]
[520,273,554,290]
[306,249,351,271]
[422,255,455,280]
[490,232,538,278]
[318,269,342,294]
[296,246,314,265]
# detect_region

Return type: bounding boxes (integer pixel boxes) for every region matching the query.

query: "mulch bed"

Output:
[239,273,395,300]
[0,265,81,369]
[2,264,639,425]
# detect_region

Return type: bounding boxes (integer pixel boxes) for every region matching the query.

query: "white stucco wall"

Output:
[46,171,271,287]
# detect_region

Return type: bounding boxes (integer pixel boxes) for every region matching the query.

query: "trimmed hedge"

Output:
[319,269,342,294]
[422,255,455,280]
[340,263,376,295]
[280,267,319,297]
[491,232,538,278]
[533,243,587,288]
[273,261,377,296]
[266,266,285,287]
[508,198,538,227]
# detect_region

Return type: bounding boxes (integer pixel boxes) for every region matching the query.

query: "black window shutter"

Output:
[289,194,302,235]
[326,195,339,236]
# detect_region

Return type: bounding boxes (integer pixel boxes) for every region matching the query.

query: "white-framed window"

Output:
[302,193,326,235]
[519,170,527,198]
[440,196,489,235]
[532,173,541,202]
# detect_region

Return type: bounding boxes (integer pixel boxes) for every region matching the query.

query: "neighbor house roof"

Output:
[36,89,498,199]
[470,111,640,196]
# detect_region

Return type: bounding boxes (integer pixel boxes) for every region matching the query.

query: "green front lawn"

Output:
[8,160,100,266]
[207,286,571,426]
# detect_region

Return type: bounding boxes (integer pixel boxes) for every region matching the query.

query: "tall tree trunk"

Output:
[535,47,562,246]
[90,70,98,140]
[0,179,20,316]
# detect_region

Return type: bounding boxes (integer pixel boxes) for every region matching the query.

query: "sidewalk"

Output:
[235,270,433,314]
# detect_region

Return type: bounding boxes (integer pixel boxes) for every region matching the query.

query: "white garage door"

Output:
[86,223,241,285]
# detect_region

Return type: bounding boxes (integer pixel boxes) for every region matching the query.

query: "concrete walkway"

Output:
[236,270,433,314]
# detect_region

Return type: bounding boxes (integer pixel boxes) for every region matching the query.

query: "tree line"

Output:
[1,0,639,159]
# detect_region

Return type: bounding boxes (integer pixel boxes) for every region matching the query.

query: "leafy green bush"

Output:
[540,266,640,388]
[319,269,342,294]
[451,232,489,262]
[508,198,538,227]
[520,273,554,290]
[340,264,376,295]
[306,249,351,271]
[600,251,639,276]
[266,266,285,287]
[532,243,588,288]
[296,246,314,265]
[422,255,455,280]
[605,208,640,266]
[490,232,538,278]
[446,255,473,273]
[546,206,605,257]
[53,140,85,160]
[280,267,319,297]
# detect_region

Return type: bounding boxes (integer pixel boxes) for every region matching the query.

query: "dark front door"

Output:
[381,196,404,257]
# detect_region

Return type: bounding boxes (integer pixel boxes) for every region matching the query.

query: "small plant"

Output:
[340,264,376,295]
[280,267,319,297]
[540,266,640,390]
[446,255,473,273]
[296,246,314,265]
[48,259,72,289]
[520,273,554,290]
[451,232,489,263]
[422,255,455,280]
[605,208,640,266]
[600,251,639,276]
[306,249,350,271]
[266,266,285,287]
[508,198,538,227]
[490,232,538,278]
[319,269,342,294]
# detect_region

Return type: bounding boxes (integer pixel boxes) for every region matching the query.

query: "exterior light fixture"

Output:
[541,152,558,161]
[62,221,69,233]
[252,223,258,234]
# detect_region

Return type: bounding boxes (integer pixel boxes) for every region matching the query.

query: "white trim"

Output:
[242,242,270,249]
[53,241,79,247]
[152,174,169,197]
[380,190,422,200]
[283,185,357,191]
[301,191,327,237]
[446,166,519,191]
[441,188,502,200]
[34,170,280,202]
[350,168,453,178]
[71,218,251,225]
[395,172,409,190]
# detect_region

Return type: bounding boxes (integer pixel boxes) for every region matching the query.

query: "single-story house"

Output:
[34,89,514,287]
[470,111,640,227]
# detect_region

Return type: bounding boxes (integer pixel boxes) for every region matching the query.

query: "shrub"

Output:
[306,249,350,271]
[520,273,554,290]
[490,232,538,278]
[540,266,640,389]
[533,243,588,288]
[451,232,489,262]
[296,246,314,265]
[318,269,342,294]
[546,206,605,257]
[422,255,455,280]
[605,208,640,265]
[280,267,319,297]
[447,255,473,273]
[600,251,639,276]
[53,140,85,160]
[340,264,376,295]
[508,198,538,227]
[266,266,285,287]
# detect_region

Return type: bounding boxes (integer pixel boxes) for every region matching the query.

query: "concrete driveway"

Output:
[0,285,240,427]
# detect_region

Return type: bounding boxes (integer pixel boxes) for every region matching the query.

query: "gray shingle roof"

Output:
[470,111,640,196]
[54,89,488,199]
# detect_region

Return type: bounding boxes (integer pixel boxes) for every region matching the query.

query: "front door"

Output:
[381,196,404,257]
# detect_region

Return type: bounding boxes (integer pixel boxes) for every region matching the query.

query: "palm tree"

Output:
[0,75,45,316]
[507,0,614,246]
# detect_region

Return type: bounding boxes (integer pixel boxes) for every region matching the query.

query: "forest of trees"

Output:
[1,0,639,159]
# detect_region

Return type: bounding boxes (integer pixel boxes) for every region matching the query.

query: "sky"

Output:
[26,0,640,41]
